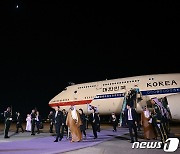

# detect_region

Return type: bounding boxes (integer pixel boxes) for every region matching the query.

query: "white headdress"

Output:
[71,105,78,121]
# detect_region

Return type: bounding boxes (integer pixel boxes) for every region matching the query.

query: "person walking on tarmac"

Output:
[89,108,100,139]
[124,104,138,143]
[150,97,168,148]
[15,112,24,133]
[30,109,36,135]
[4,107,13,138]
[54,106,63,142]
[48,111,54,133]
[110,112,118,132]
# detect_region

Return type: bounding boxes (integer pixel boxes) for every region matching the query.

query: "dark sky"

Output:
[0,0,179,119]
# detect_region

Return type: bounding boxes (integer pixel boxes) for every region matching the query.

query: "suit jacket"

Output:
[89,113,99,125]
[54,111,63,125]
[31,113,36,122]
[48,113,55,123]
[4,111,12,123]
[124,108,137,123]
[16,115,23,125]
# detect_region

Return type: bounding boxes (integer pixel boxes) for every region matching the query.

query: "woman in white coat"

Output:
[25,114,32,132]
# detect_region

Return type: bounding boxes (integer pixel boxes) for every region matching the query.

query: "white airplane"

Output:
[48,73,180,121]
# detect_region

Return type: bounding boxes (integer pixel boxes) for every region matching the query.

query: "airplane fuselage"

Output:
[49,73,180,120]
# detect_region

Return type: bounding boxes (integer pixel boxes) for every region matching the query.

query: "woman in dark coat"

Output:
[110,112,118,132]
[79,108,87,138]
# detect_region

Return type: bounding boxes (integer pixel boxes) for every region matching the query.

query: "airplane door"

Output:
[73,90,78,100]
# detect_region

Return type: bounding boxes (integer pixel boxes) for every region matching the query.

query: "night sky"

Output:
[0,0,179,119]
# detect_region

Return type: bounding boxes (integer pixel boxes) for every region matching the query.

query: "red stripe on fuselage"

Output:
[49,99,92,107]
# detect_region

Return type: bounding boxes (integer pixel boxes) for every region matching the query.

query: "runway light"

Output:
[16,5,19,8]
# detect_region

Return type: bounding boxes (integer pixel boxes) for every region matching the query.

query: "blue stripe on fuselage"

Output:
[94,87,180,100]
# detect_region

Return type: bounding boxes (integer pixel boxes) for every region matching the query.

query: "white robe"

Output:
[26,116,31,131]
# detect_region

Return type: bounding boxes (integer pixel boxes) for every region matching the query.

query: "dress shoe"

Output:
[130,140,134,143]
[59,138,62,141]
[4,136,10,138]
[54,139,58,142]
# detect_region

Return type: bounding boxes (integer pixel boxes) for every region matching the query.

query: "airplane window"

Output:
[74,91,77,93]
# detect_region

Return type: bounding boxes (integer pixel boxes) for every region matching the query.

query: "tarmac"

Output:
[0,122,180,154]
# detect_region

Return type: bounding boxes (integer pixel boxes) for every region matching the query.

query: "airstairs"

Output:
[119,88,142,127]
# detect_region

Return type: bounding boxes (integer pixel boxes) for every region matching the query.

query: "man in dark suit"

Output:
[54,106,63,142]
[35,111,42,134]
[48,111,55,133]
[15,112,24,133]
[125,104,138,143]
[30,109,36,135]
[61,109,68,138]
[89,108,100,139]
[4,107,12,138]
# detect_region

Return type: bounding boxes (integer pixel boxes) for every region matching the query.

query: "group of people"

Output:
[49,105,100,142]
[29,109,43,135]
[3,107,43,138]
[123,96,171,147]
[141,97,171,144]
[3,96,172,147]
